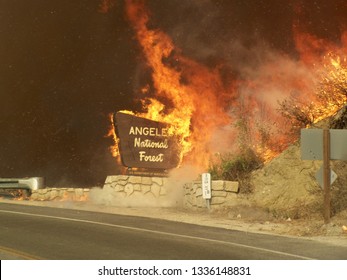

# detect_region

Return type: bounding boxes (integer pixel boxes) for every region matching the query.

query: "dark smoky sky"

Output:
[1,0,346,187]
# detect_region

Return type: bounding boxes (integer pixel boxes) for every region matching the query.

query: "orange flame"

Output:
[120,0,235,168]
[107,0,347,170]
[293,26,347,123]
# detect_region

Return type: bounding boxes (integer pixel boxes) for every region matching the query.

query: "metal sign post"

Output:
[300,128,347,224]
[323,129,331,224]
[202,173,212,210]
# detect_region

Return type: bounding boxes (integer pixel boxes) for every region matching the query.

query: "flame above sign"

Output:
[106,0,347,170]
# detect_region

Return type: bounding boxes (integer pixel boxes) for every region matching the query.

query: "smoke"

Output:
[70,0,347,215]
[148,0,343,158]
[88,164,201,208]
[2,0,347,186]
[208,125,239,156]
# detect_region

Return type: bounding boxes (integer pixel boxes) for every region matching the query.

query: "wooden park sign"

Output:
[114,112,181,170]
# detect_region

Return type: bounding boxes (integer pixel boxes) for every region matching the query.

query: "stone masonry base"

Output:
[30,175,239,210]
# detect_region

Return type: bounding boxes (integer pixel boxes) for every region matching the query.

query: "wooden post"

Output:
[323,128,331,224]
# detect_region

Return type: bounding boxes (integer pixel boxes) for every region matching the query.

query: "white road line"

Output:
[0,209,314,260]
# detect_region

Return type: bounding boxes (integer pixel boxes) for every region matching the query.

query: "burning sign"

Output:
[105,0,347,172]
[114,112,181,170]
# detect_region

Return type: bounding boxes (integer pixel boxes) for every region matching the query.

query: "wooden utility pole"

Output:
[323,128,331,224]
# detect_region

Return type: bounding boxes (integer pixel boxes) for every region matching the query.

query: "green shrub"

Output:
[209,149,262,193]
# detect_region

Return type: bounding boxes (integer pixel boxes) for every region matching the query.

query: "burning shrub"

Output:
[330,105,347,129]
[278,96,316,130]
[278,54,347,133]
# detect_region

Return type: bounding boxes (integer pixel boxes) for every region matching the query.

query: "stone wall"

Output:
[31,188,89,201]
[29,175,240,210]
[183,180,239,210]
[103,175,168,198]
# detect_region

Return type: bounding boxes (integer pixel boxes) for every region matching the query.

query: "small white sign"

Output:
[315,165,338,188]
[202,173,211,199]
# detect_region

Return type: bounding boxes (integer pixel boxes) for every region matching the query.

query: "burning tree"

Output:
[104,0,347,191]
[319,56,347,112]
[278,53,347,132]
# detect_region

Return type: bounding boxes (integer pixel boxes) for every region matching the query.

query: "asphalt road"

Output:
[0,202,346,260]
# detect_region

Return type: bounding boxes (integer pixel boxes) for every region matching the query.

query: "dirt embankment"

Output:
[243,141,347,237]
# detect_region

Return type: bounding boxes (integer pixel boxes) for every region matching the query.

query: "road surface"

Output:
[0,202,346,259]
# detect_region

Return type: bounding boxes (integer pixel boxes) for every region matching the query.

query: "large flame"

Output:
[293,24,347,123]
[107,0,347,170]
[117,0,235,168]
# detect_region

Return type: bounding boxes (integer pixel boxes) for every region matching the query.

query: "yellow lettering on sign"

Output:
[128,126,169,137]
[134,138,169,149]
[139,151,164,162]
